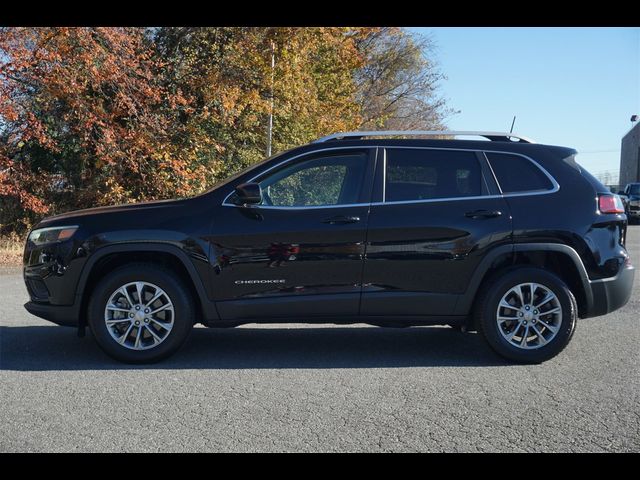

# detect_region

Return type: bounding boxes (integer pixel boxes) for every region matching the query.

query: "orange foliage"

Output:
[1,27,445,234]
[0,27,209,228]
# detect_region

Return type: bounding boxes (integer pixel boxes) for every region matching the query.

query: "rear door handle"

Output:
[465,210,502,219]
[322,215,361,225]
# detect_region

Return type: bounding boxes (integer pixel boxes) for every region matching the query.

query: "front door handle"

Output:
[322,215,361,225]
[465,210,502,219]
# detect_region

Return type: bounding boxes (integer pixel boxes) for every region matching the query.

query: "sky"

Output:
[411,27,640,183]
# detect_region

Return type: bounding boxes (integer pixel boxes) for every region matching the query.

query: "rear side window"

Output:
[486,152,553,193]
[385,149,482,202]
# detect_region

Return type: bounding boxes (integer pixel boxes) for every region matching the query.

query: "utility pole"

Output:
[266,40,275,157]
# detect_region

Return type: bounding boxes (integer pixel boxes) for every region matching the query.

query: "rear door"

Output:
[210,147,376,321]
[361,146,512,316]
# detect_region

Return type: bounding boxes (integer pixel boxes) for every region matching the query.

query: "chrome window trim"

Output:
[221,146,376,209]
[379,146,559,205]
[481,150,560,197]
[371,194,505,207]
[382,145,488,202]
[482,150,503,194]
[227,202,372,211]
[381,147,387,203]
[221,145,560,210]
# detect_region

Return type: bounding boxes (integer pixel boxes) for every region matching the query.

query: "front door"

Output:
[361,146,513,317]
[210,148,376,321]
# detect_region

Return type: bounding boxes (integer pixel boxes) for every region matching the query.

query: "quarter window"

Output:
[257,152,368,207]
[384,149,483,202]
[486,152,553,193]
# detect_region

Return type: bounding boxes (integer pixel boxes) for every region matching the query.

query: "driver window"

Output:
[258,152,368,207]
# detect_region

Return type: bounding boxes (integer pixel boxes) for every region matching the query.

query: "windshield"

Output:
[628,184,640,196]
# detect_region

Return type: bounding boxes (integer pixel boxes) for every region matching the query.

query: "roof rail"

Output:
[313,130,535,144]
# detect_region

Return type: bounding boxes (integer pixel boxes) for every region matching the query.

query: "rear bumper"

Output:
[24,301,79,327]
[586,265,635,318]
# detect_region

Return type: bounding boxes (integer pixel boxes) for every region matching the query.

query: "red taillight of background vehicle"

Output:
[598,194,625,214]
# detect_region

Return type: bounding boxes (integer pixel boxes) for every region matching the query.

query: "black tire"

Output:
[475,267,577,364]
[88,263,195,363]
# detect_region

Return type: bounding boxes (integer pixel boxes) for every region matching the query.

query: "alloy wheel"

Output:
[103,281,175,350]
[495,282,562,350]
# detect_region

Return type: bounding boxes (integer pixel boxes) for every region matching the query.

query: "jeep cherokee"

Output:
[23,131,635,363]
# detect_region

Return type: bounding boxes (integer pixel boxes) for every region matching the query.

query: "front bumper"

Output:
[627,202,640,217]
[22,235,87,327]
[24,301,80,327]
[587,265,635,318]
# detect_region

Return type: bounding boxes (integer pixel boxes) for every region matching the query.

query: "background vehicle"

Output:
[620,183,640,223]
[23,131,635,364]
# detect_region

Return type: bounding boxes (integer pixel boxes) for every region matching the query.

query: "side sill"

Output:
[201,315,468,328]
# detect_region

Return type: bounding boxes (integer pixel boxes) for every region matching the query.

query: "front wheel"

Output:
[88,263,195,363]
[475,267,577,363]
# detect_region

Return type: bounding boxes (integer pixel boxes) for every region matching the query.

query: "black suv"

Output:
[23,131,635,364]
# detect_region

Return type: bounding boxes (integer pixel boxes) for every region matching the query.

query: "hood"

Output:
[37,198,190,228]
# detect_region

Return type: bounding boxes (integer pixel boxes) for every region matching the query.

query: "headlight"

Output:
[28,226,79,246]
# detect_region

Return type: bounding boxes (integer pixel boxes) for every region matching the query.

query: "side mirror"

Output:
[234,182,262,205]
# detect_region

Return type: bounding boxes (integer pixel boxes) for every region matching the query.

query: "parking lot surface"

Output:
[1,228,638,452]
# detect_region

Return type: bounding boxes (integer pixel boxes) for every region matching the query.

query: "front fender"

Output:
[74,242,219,322]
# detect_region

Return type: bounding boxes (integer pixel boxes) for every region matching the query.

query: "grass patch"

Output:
[0,234,24,267]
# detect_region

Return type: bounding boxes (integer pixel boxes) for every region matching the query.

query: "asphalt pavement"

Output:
[1,228,639,452]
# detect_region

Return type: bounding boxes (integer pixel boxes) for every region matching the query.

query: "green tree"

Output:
[154,27,369,181]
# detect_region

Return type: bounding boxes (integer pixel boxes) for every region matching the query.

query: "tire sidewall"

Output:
[88,265,194,363]
[479,268,577,363]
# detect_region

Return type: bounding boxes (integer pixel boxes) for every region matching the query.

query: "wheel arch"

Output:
[77,243,219,326]
[455,243,593,319]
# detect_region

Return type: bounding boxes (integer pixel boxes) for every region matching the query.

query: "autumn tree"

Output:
[154,27,452,182]
[0,27,207,232]
[1,27,453,234]
[153,27,371,180]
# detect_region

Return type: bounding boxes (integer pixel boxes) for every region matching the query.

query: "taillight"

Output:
[598,194,625,214]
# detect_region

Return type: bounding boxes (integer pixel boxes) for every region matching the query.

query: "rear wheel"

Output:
[88,263,195,363]
[475,267,577,363]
